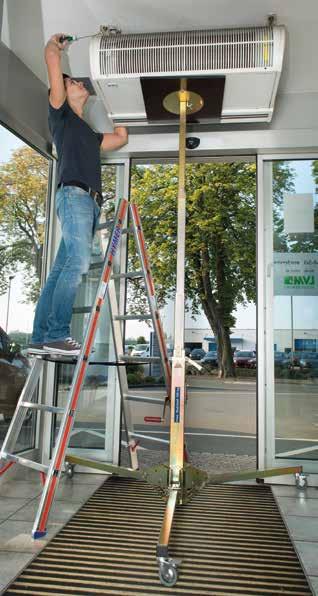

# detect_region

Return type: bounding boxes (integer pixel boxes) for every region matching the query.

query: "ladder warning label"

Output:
[174,387,181,422]
[110,226,122,256]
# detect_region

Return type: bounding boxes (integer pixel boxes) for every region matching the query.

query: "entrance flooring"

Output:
[0,465,317,594]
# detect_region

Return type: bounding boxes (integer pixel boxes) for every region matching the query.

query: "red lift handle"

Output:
[144,416,163,423]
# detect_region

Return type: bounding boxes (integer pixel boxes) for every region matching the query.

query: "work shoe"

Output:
[43,337,82,356]
[27,343,46,355]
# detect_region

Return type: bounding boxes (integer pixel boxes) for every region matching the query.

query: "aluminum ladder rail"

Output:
[0,197,172,538]
[108,203,171,454]
[0,199,128,537]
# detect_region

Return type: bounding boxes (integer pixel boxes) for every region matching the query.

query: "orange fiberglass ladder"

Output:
[0,198,171,538]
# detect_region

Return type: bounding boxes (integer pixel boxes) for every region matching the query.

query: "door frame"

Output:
[41,157,130,469]
[257,153,318,484]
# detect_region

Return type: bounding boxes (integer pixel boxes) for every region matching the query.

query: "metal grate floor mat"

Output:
[3,477,312,595]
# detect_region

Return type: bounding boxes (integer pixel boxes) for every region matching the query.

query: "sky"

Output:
[0,122,317,338]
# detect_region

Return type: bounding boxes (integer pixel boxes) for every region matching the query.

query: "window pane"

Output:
[272,159,318,461]
[0,125,51,452]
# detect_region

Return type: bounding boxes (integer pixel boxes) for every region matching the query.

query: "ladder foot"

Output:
[32,530,47,539]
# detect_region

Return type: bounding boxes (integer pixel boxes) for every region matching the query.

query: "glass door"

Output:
[260,156,318,481]
[50,161,129,465]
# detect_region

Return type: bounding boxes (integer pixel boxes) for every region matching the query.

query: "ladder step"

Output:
[120,355,161,363]
[115,314,152,321]
[3,453,49,473]
[72,306,91,314]
[111,271,143,280]
[95,219,114,231]
[121,226,134,235]
[21,402,64,414]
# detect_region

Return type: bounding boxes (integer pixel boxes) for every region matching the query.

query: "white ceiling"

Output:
[2,0,318,142]
[2,0,318,97]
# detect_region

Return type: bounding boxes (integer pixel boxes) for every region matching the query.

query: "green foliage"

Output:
[0,147,49,301]
[130,161,295,376]
[136,336,147,344]
[130,162,257,324]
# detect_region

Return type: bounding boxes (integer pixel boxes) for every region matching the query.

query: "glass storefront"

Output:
[269,159,318,462]
[122,159,257,473]
[53,164,125,458]
[0,124,51,452]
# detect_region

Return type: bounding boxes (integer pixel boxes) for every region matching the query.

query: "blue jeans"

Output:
[31,186,100,344]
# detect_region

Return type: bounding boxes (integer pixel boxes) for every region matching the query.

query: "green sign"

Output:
[284,275,315,288]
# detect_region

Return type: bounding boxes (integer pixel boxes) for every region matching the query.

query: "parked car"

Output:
[190,348,206,361]
[299,352,318,372]
[201,351,218,367]
[0,327,30,421]
[131,343,149,357]
[233,350,256,368]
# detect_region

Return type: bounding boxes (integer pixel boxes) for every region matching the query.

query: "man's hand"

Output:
[45,34,69,60]
[101,127,128,152]
[45,34,70,109]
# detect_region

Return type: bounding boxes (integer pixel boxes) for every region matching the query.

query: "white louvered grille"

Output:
[99,27,274,77]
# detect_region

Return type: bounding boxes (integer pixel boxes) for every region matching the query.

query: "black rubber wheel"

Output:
[159,563,178,587]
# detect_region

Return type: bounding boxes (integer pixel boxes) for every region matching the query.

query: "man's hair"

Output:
[48,72,70,96]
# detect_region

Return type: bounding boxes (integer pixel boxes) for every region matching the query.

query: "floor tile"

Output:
[0,551,34,589]
[0,520,62,553]
[9,498,82,523]
[272,485,318,499]
[54,481,100,502]
[294,541,318,576]
[276,496,318,517]
[60,472,107,485]
[0,481,42,499]
[0,498,33,520]
[285,515,318,542]
[0,466,40,484]
[309,576,318,595]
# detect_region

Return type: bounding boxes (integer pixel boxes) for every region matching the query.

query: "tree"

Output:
[130,161,294,378]
[0,147,49,302]
[136,336,147,344]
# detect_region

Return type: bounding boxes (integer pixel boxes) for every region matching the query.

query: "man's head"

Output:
[63,75,90,105]
[48,73,90,106]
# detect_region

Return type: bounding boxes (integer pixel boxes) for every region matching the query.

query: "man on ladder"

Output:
[28,33,128,356]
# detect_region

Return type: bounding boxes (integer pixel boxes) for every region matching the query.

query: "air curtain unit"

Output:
[89,25,286,125]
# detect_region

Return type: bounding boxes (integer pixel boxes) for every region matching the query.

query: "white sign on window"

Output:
[274,252,318,296]
[283,194,314,234]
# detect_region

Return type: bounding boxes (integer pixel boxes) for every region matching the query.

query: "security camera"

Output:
[186,137,200,150]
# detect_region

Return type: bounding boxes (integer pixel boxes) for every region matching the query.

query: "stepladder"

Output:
[0,197,172,538]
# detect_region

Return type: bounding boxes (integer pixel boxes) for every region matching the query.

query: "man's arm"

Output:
[45,34,69,109]
[100,127,128,152]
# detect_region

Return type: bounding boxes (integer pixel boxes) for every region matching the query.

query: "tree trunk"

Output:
[201,298,236,378]
[199,246,236,378]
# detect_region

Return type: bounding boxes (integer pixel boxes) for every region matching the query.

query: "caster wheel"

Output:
[295,472,307,489]
[159,563,178,587]
[65,463,75,479]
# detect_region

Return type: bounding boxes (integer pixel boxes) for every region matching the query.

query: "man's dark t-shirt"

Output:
[48,100,103,194]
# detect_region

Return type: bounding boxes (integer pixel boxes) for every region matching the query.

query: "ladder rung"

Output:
[89,261,103,270]
[21,402,64,414]
[120,355,161,363]
[3,453,49,473]
[72,306,91,314]
[111,271,143,280]
[115,314,152,321]
[95,220,114,231]
[121,226,134,235]
[124,394,166,405]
